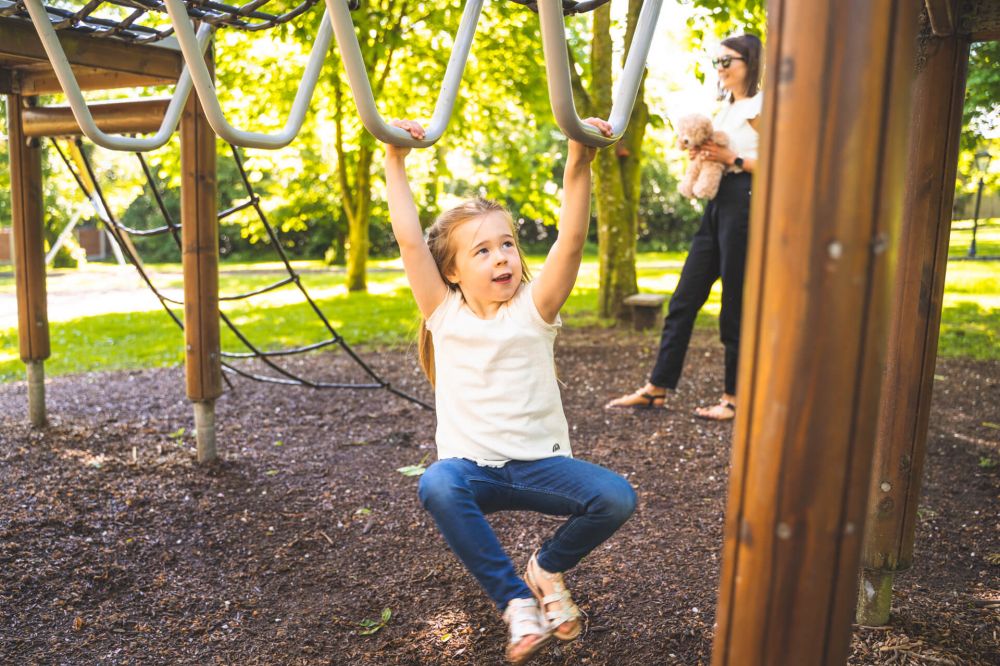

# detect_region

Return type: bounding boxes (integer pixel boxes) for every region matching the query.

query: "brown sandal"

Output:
[694,400,736,421]
[605,389,666,410]
[524,553,583,642]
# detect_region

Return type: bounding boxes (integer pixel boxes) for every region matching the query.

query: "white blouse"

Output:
[714,93,763,173]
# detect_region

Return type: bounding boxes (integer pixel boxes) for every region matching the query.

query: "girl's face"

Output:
[715,45,748,96]
[444,212,524,307]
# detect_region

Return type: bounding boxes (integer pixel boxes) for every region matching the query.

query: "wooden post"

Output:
[180,72,221,463]
[711,1,920,664]
[7,94,49,427]
[21,98,172,138]
[857,7,971,627]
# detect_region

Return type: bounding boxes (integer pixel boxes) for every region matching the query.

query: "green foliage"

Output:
[682,0,765,36]
[963,41,1000,150]
[397,453,431,477]
[636,144,703,251]
[681,0,765,82]
[958,42,1000,199]
[357,607,392,636]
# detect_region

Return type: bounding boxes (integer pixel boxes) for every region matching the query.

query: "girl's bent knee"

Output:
[417,461,468,511]
[597,479,637,525]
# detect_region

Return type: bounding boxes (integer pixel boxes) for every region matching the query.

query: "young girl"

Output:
[384,117,636,665]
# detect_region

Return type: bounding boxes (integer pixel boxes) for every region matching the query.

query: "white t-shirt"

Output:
[714,92,762,173]
[425,281,572,467]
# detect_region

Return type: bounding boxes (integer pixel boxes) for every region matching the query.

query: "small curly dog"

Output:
[676,114,729,200]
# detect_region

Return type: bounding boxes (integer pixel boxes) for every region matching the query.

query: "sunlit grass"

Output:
[949,220,1000,257]
[1,243,997,382]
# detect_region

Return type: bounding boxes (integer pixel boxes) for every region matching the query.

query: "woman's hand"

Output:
[385,119,425,160]
[699,140,737,166]
[567,117,613,165]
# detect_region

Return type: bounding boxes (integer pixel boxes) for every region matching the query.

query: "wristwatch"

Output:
[733,155,745,169]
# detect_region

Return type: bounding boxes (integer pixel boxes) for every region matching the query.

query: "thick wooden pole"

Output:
[857,7,970,627]
[7,94,49,427]
[21,98,172,138]
[180,81,221,463]
[711,1,919,664]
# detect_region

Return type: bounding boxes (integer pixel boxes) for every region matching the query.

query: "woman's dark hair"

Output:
[720,33,763,101]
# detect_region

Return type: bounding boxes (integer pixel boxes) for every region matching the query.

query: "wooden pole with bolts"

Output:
[857,5,971,627]
[711,0,920,663]
[180,53,221,463]
[7,94,49,427]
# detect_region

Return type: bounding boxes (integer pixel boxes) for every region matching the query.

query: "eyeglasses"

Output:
[712,55,746,69]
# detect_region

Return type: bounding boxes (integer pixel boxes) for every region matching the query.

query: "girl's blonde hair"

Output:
[418,197,531,386]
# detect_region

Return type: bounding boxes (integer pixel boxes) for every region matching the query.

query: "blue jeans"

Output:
[418,456,637,611]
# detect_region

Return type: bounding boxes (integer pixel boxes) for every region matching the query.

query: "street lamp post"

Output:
[968,149,991,258]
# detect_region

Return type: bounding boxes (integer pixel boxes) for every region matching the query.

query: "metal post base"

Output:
[26,360,46,427]
[856,568,895,626]
[193,400,217,463]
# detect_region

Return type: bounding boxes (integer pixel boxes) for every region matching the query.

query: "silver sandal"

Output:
[502,597,552,665]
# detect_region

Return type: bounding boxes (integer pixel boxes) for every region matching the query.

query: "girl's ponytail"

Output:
[418,319,436,387]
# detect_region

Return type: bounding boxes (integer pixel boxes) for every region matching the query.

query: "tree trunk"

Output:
[328,0,408,293]
[346,141,373,292]
[590,2,647,320]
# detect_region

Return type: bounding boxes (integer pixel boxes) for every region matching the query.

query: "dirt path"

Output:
[0,268,183,328]
[0,328,997,665]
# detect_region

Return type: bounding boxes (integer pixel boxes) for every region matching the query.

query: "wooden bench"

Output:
[624,293,667,331]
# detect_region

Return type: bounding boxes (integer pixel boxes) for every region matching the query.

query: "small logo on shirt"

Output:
[552,443,561,452]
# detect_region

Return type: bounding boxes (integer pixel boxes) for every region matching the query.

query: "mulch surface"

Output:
[1,327,997,665]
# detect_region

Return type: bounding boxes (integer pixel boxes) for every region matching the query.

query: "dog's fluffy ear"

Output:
[712,131,729,147]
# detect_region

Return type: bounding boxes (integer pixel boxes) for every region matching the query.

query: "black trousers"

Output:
[650,172,751,395]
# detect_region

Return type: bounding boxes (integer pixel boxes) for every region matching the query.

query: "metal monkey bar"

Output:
[9,0,663,149]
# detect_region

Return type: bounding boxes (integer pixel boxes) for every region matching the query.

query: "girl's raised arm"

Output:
[384,121,449,319]
[532,118,612,323]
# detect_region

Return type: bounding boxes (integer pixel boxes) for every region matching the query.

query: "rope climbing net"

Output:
[0,0,325,43]
[49,137,433,410]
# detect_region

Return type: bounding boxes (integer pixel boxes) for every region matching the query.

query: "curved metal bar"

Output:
[21,0,212,151]
[324,0,485,148]
[162,0,331,148]
[537,0,663,148]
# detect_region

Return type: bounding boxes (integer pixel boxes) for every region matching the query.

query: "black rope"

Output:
[55,138,431,410]
[0,0,353,44]
[49,138,236,392]
[218,198,259,220]
[506,0,613,16]
[222,337,338,358]
[218,275,297,300]
[51,140,183,329]
[224,144,430,407]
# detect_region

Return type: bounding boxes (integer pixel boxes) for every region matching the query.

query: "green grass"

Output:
[936,259,1000,360]
[1,243,997,382]
[949,220,1000,258]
